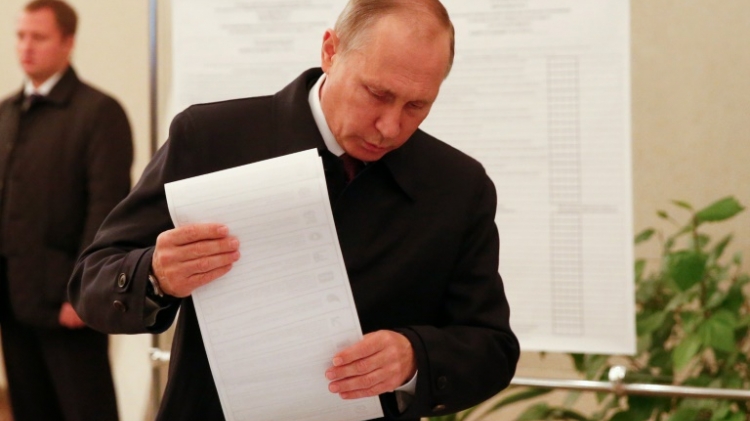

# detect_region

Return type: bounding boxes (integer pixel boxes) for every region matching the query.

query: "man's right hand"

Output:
[151,223,240,298]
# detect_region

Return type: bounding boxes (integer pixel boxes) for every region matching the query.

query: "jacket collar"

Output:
[270,67,420,201]
[44,66,79,106]
[10,66,79,109]
[270,68,328,157]
[378,135,422,201]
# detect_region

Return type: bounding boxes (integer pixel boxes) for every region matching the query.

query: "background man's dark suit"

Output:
[0,66,131,420]
[70,68,519,420]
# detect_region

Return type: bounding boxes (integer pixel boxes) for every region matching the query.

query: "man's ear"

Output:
[321,29,339,72]
[62,35,75,58]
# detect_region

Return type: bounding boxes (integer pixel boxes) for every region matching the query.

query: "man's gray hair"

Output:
[334,0,455,77]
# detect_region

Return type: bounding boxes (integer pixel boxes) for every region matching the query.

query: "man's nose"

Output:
[375,107,402,140]
[17,36,31,52]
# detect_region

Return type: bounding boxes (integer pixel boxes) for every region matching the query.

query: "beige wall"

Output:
[0,0,748,420]
[0,1,154,421]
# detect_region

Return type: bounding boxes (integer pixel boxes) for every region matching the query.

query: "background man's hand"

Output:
[325,330,416,399]
[151,223,240,298]
[58,302,86,328]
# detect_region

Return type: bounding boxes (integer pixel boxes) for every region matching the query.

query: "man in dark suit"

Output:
[0,1,131,420]
[69,0,519,420]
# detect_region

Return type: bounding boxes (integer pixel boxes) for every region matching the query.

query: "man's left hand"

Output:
[325,330,416,399]
[59,302,86,329]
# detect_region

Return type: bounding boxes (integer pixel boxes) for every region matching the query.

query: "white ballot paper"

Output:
[164,149,383,421]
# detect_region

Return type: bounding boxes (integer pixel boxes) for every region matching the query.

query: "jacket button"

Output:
[436,375,448,390]
[432,404,446,412]
[117,273,128,288]
[113,300,127,312]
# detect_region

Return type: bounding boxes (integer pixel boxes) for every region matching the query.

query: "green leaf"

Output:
[672,334,701,370]
[517,403,552,421]
[722,413,746,421]
[718,371,743,390]
[483,388,551,412]
[562,390,582,407]
[695,196,745,223]
[693,234,710,250]
[722,285,744,313]
[732,251,742,266]
[549,409,590,421]
[666,407,699,421]
[698,311,737,353]
[710,403,730,421]
[657,210,669,219]
[637,311,667,336]
[705,289,726,310]
[737,314,750,328]
[683,375,713,387]
[710,235,733,260]
[582,354,609,380]
[672,200,693,210]
[455,405,479,421]
[610,411,636,421]
[627,395,658,421]
[679,311,702,334]
[667,250,707,291]
[635,259,647,282]
[571,353,585,372]
[635,229,655,244]
[669,224,693,241]
[649,348,672,371]
[636,333,652,354]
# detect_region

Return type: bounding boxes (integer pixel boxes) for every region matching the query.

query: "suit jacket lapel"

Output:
[0,91,23,155]
[44,66,79,108]
[270,68,327,157]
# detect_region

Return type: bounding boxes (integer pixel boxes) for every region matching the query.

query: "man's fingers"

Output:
[158,223,230,247]
[328,369,393,398]
[331,331,384,368]
[183,237,240,261]
[158,252,240,297]
[152,224,241,298]
[181,264,235,293]
[185,251,241,276]
[325,330,416,398]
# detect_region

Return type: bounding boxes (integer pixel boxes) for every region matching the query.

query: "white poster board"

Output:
[171,0,634,355]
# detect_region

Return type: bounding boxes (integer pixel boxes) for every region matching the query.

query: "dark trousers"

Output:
[0,260,119,421]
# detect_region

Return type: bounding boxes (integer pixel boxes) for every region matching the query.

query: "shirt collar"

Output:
[24,70,64,97]
[307,73,345,157]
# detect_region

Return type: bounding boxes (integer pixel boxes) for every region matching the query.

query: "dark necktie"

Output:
[340,153,365,183]
[21,93,44,113]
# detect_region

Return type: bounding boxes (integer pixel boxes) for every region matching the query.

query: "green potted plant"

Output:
[431,196,748,421]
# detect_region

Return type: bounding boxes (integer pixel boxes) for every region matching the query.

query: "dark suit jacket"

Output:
[69,68,519,420]
[0,66,133,328]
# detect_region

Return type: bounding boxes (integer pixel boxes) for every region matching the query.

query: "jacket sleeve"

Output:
[68,111,191,334]
[390,175,520,419]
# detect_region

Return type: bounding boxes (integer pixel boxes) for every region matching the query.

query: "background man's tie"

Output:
[21,93,44,113]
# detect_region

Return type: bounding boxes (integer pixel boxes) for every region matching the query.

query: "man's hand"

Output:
[151,223,240,298]
[59,302,86,328]
[325,330,416,399]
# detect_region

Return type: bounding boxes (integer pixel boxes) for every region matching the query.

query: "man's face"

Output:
[16,8,73,86]
[319,13,451,162]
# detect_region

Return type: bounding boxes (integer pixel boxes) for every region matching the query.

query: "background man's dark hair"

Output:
[25,0,77,37]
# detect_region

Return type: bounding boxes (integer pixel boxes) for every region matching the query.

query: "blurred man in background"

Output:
[0,1,132,420]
